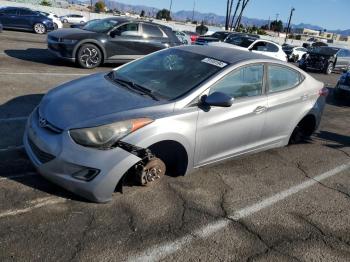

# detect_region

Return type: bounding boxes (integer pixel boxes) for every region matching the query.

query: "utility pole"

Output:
[275,13,279,23]
[285,7,295,43]
[268,16,270,30]
[192,0,196,22]
[169,0,173,13]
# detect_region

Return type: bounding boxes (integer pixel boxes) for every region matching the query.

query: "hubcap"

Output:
[80,47,100,68]
[34,24,45,34]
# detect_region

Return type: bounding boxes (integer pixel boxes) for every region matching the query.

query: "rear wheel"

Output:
[53,23,58,30]
[63,19,68,23]
[76,44,102,69]
[293,54,299,63]
[33,23,46,34]
[289,115,316,144]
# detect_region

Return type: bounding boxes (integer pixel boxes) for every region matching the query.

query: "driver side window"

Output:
[209,64,264,99]
[115,23,140,36]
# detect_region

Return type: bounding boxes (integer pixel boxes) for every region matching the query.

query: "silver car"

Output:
[23,46,327,202]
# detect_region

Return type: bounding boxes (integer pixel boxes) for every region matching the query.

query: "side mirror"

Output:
[202,92,234,107]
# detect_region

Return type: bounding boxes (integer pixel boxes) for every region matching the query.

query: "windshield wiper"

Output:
[111,74,159,101]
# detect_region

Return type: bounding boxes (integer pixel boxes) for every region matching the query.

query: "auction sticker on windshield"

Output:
[201,58,227,68]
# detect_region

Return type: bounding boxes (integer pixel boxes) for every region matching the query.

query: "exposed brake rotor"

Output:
[138,158,166,186]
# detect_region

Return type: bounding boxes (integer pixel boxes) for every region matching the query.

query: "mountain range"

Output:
[76,0,350,36]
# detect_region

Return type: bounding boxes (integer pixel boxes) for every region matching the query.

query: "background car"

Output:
[173,30,191,44]
[48,17,181,68]
[70,19,100,29]
[299,46,350,74]
[182,30,199,44]
[334,70,350,99]
[208,36,287,61]
[0,21,2,33]
[23,46,327,202]
[195,31,259,45]
[0,7,54,34]
[283,45,308,62]
[60,14,87,24]
[41,11,62,29]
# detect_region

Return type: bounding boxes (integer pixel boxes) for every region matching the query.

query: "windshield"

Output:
[309,46,339,56]
[83,19,118,33]
[110,48,228,100]
[225,36,255,48]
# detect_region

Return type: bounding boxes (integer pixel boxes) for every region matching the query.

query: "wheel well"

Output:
[148,140,188,177]
[75,42,105,63]
[296,114,316,137]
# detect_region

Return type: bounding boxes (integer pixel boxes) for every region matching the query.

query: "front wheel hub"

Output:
[138,158,166,186]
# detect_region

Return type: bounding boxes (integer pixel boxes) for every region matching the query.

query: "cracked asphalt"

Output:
[0,30,350,262]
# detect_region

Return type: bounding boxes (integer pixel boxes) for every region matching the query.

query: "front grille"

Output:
[28,138,55,164]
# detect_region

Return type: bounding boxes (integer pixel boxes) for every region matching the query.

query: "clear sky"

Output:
[115,0,349,30]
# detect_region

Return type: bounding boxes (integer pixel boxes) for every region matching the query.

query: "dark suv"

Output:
[0,7,54,34]
[299,46,350,74]
[47,17,181,68]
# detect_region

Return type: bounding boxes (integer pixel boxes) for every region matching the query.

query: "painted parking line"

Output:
[0,72,89,76]
[128,162,350,262]
[0,196,66,219]
[0,172,37,181]
[0,116,28,122]
[0,145,24,152]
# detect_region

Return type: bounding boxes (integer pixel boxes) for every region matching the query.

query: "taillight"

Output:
[319,87,329,96]
[190,35,198,43]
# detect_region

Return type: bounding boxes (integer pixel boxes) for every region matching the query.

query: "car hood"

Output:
[39,72,171,130]
[48,28,99,40]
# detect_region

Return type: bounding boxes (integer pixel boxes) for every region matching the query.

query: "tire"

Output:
[289,126,305,144]
[325,62,334,75]
[63,19,68,23]
[293,55,299,63]
[53,23,58,30]
[33,23,46,34]
[334,83,343,99]
[76,44,102,69]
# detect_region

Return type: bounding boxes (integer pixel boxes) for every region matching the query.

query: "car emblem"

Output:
[39,117,47,128]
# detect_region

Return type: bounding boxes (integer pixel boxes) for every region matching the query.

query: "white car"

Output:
[60,14,87,24]
[41,12,62,29]
[287,46,308,62]
[208,35,287,62]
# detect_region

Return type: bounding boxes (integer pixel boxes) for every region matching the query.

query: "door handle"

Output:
[253,106,267,114]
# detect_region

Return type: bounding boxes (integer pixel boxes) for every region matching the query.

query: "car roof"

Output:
[174,45,277,64]
[102,17,172,30]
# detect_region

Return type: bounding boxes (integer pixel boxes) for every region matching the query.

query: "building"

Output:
[293,28,319,36]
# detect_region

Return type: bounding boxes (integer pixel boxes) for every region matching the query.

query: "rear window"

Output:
[268,65,301,93]
[142,24,163,38]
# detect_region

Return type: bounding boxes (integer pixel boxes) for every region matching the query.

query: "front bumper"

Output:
[23,109,141,202]
[47,39,76,61]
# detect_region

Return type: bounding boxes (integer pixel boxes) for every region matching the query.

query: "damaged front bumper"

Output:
[23,110,142,203]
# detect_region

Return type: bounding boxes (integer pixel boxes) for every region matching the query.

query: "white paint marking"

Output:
[0,145,24,152]
[0,72,88,76]
[0,197,66,219]
[0,116,28,122]
[128,162,350,262]
[0,173,37,181]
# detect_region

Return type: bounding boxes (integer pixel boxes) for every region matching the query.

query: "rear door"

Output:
[106,22,144,60]
[261,64,305,144]
[0,8,19,27]
[250,41,279,59]
[195,63,268,166]
[140,23,169,54]
[335,49,350,70]
[17,9,36,29]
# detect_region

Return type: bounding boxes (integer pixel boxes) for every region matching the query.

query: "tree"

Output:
[95,1,106,13]
[156,9,171,20]
[234,0,251,30]
[270,20,283,32]
[230,0,242,30]
[40,0,52,6]
[140,10,145,17]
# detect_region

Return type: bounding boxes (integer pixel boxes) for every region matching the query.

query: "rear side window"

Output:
[268,65,301,93]
[142,24,163,37]
[252,41,278,52]
[209,64,264,99]
[19,9,35,16]
[1,8,17,15]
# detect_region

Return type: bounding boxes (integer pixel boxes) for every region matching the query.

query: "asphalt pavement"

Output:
[0,30,349,262]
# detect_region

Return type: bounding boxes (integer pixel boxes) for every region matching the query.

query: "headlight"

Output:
[60,39,78,44]
[69,118,153,149]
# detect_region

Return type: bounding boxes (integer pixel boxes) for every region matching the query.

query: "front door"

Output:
[107,22,144,60]
[195,64,267,166]
[0,8,18,27]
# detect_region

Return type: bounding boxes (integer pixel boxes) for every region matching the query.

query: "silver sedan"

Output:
[23,45,328,202]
